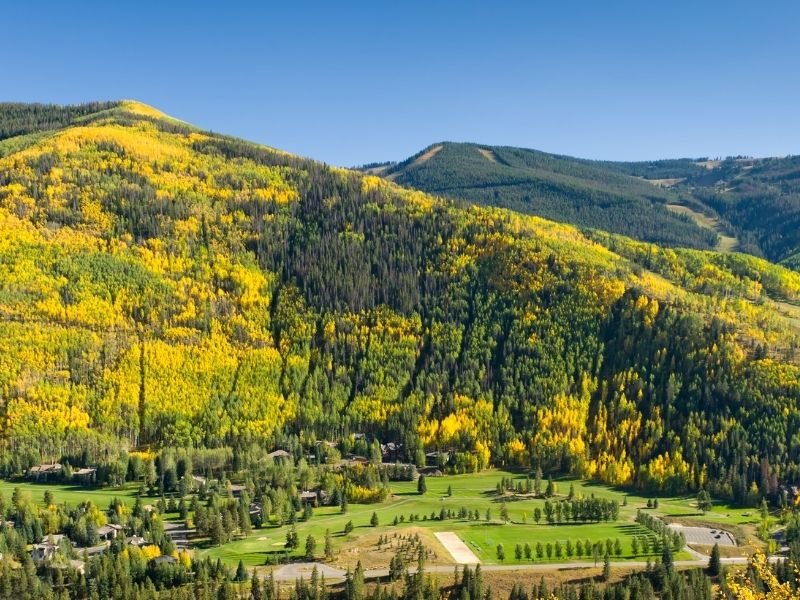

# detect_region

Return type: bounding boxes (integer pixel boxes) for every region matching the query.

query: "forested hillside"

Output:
[379,143,800,268]
[1,101,800,502]
[378,143,719,249]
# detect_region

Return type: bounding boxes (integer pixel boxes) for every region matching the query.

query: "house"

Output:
[381,442,404,460]
[72,467,97,485]
[425,451,449,467]
[151,555,177,566]
[32,535,68,561]
[126,535,147,547]
[229,484,247,498]
[299,491,319,506]
[343,454,369,464]
[267,449,291,463]
[97,523,124,541]
[27,463,62,481]
[248,502,263,517]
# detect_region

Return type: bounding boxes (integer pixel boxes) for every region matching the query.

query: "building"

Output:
[126,535,147,547]
[27,463,62,481]
[267,449,291,463]
[97,523,124,541]
[299,491,319,506]
[72,467,98,485]
[32,534,68,561]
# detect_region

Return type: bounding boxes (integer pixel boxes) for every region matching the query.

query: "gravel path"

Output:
[434,532,480,564]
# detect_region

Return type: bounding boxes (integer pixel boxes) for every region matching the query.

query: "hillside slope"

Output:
[1,102,799,501]
[379,142,720,250]
[379,143,800,266]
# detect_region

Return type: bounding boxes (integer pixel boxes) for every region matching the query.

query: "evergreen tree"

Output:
[709,543,721,577]
[305,535,317,560]
[324,529,334,561]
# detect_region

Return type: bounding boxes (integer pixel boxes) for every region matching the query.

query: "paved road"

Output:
[163,521,195,550]
[269,555,772,582]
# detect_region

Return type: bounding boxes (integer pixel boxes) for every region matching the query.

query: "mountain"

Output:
[376,142,800,266]
[0,101,799,501]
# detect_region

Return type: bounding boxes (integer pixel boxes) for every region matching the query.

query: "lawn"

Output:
[0,470,750,568]
[0,479,139,509]
[199,471,708,567]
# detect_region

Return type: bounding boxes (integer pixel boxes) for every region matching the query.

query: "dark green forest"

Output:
[380,143,800,266]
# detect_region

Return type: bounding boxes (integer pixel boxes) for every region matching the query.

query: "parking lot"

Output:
[668,523,736,546]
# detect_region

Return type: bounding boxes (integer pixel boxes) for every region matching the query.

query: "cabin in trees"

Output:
[267,449,291,463]
[97,523,124,541]
[72,467,97,485]
[381,442,404,461]
[229,484,247,498]
[27,463,62,481]
[127,535,147,547]
[425,451,449,467]
[32,534,68,561]
[299,491,319,506]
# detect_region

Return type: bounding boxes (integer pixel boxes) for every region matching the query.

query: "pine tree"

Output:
[417,475,427,495]
[250,571,263,600]
[324,529,334,560]
[235,559,248,582]
[305,534,317,560]
[603,553,611,582]
[708,543,721,577]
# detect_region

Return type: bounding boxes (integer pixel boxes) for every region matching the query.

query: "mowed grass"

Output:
[0,470,751,568]
[0,479,139,509]
[200,472,715,567]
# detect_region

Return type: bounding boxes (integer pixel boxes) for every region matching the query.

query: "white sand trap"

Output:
[435,532,480,564]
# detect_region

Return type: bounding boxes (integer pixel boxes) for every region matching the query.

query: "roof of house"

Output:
[97,524,124,535]
[37,534,67,546]
[268,449,291,458]
[73,467,97,476]
[126,535,147,546]
[29,463,62,474]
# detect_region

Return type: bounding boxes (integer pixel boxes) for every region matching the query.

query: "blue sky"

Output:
[1,1,798,166]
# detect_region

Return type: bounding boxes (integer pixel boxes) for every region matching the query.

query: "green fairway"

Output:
[198,470,715,567]
[0,479,139,509]
[0,470,751,568]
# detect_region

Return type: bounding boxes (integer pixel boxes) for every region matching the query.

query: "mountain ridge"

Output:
[371,141,800,266]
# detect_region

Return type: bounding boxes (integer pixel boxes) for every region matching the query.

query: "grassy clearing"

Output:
[665,203,739,252]
[0,480,139,509]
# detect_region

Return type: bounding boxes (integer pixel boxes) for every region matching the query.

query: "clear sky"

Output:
[2,1,798,166]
